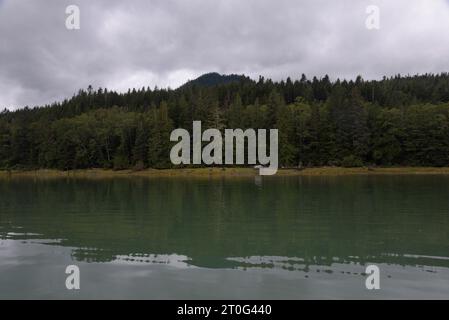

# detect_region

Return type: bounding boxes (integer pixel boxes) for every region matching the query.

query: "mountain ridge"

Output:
[179,72,252,89]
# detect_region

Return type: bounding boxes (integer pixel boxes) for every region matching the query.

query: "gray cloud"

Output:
[1,0,449,109]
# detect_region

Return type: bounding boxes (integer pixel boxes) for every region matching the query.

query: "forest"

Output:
[1,72,449,170]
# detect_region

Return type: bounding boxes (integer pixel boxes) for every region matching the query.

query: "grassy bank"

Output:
[2,167,449,179]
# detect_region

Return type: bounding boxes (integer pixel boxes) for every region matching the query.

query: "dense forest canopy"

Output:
[1,72,449,170]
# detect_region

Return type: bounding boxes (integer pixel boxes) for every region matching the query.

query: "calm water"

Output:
[0,175,448,299]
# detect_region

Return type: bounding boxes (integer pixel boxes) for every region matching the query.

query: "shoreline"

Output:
[3,167,449,179]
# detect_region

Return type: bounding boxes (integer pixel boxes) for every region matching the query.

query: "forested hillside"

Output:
[1,73,449,170]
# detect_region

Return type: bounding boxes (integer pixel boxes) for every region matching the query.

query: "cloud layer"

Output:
[1,0,449,109]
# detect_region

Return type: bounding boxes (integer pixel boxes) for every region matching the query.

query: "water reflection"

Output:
[1,176,449,272]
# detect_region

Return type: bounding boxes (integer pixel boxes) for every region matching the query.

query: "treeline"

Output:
[1,73,449,170]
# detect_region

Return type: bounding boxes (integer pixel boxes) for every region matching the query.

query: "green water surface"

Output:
[0,175,448,299]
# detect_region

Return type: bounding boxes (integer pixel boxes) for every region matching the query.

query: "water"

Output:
[0,175,448,299]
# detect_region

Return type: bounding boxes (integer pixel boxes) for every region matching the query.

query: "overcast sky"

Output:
[1,0,449,110]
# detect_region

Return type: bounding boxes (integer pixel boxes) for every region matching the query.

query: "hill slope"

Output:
[179,72,251,88]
